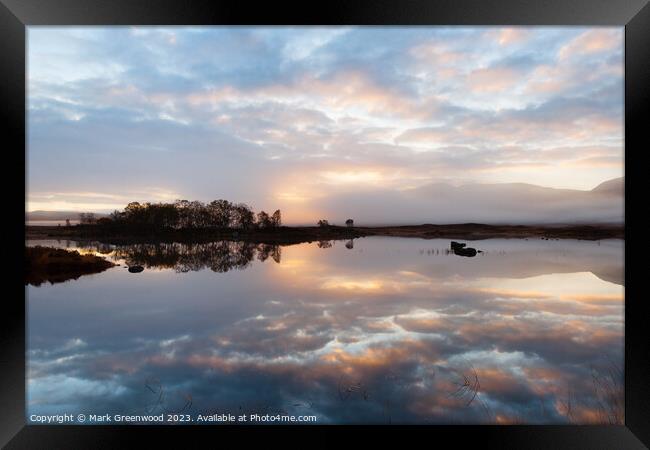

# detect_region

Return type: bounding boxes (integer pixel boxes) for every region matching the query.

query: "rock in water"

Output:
[128,265,144,273]
[450,241,466,250]
[454,247,477,257]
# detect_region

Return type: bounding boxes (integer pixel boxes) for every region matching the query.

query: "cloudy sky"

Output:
[27,27,624,224]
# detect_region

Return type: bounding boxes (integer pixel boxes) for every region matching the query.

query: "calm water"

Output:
[26,237,624,424]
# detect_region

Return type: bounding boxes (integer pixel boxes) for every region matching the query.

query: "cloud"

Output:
[493,28,531,46]
[558,29,621,61]
[27,27,623,223]
[467,67,520,93]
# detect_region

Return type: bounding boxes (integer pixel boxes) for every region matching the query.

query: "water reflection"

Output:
[26,237,624,424]
[104,241,281,273]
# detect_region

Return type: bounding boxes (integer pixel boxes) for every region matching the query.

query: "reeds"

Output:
[448,365,493,422]
[144,377,193,414]
[557,360,623,424]
[590,362,624,424]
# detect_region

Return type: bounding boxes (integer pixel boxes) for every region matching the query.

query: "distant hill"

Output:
[592,177,624,195]
[27,178,624,226]
[316,177,624,225]
[26,210,109,221]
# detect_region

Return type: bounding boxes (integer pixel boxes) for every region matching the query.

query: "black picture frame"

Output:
[2,0,648,447]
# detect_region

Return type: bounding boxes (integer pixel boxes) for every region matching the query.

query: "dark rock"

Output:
[454,247,477,257]
[450,241,466,250]
[450,240,480,256]
[128,265,144,273]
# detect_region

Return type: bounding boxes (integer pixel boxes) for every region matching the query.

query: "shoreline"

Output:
[25,246,117,286]
[25,223,624,245]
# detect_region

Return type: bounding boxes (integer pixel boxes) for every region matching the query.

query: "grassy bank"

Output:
[26,224,367,245]
[25,222,623,245]
[26,246,117,286]
[355,223,624,240]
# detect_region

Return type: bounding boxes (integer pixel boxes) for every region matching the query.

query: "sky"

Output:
[27,26,624,224]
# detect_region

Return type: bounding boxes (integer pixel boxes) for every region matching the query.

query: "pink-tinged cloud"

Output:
[558,29,621,61]
[467,67,520,93]
[493,28,531,46]
[27,27,623,221]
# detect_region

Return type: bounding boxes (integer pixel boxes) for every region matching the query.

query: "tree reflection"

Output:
[257,243,281,263]
[76,237,358,273]
[81,241,283,273]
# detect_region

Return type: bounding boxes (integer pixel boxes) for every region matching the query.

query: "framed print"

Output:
[2,0,649,447]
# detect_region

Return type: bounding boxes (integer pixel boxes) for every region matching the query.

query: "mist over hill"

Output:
[591,177,624,195]
[314,178,624,226]
[26,178,623,227]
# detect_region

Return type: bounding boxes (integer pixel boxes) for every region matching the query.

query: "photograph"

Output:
[23,25,626,426]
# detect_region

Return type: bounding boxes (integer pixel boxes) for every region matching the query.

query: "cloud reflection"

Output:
[27,237,623,423]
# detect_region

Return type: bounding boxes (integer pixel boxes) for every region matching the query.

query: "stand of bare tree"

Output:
[92,200,281,231]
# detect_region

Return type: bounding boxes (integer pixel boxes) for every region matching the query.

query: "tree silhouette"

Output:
[79,212,96,225]
[95,198,281,232]
[232,203,255,230]
[272,209,282,227]
[257,211,272,229]
[208,199,232,228]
